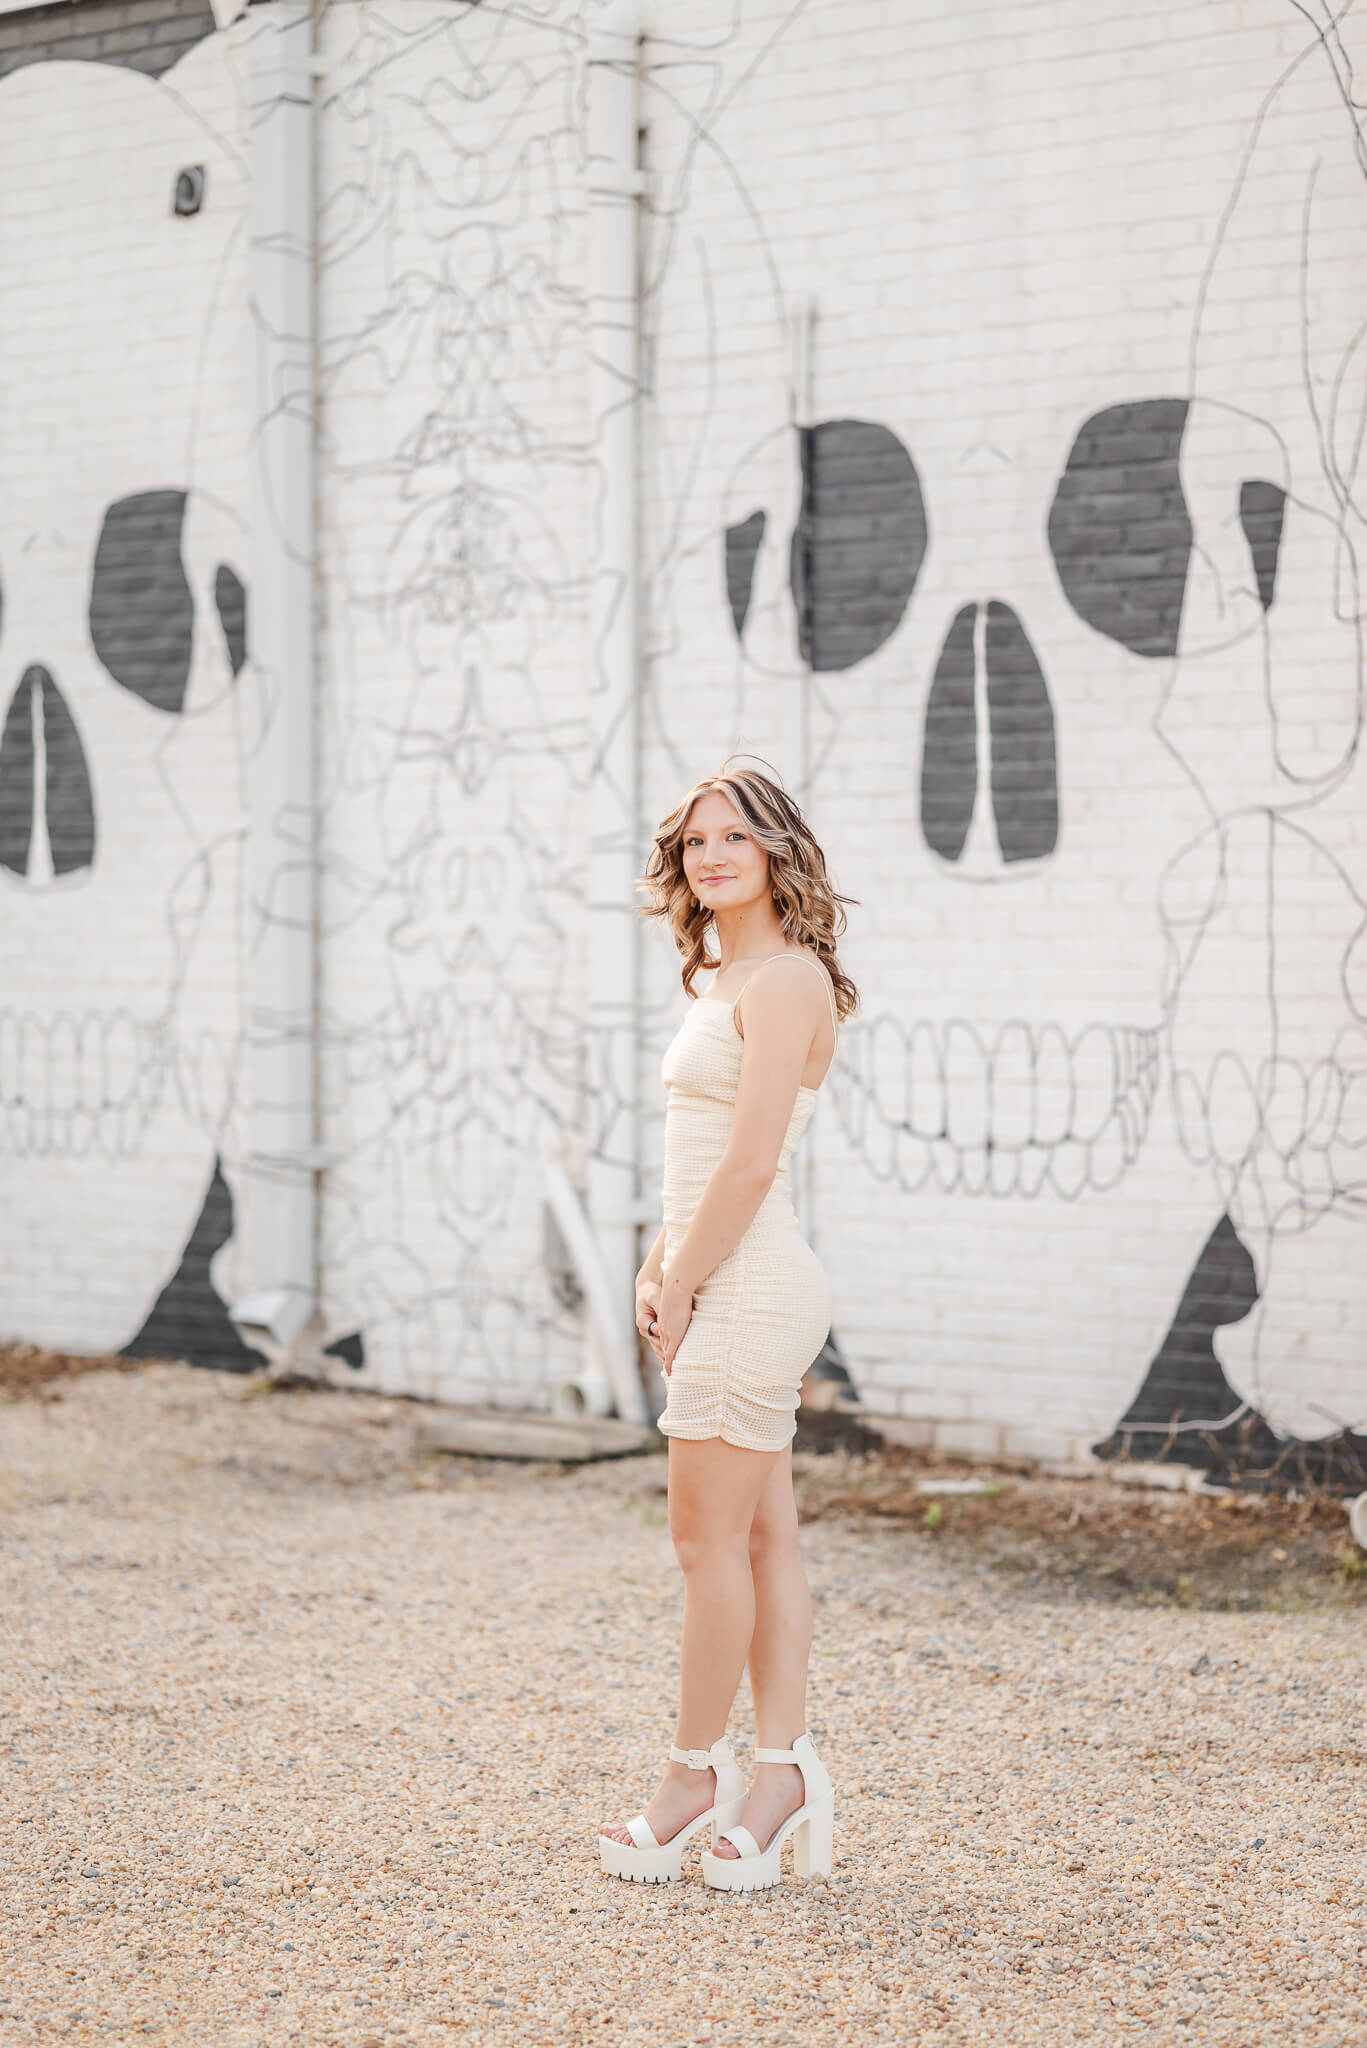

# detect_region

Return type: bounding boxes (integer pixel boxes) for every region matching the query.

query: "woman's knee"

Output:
[748,1498,799,1571]
[669,1505,750,1577]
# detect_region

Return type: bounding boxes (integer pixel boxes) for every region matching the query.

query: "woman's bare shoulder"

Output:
[749,949,832,992]
[734,951,831,1031]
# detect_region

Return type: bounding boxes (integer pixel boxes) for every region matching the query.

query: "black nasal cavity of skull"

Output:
[920,600,1058,867]
[0,667,96,883]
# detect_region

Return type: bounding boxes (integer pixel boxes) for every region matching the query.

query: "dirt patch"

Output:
[0,1339,147,1396]
[792,1442,1367,1612]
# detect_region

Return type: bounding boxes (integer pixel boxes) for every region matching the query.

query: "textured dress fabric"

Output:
[656,962,836,1453]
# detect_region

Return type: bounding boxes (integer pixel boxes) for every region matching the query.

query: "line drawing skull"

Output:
[0,46,252,1352]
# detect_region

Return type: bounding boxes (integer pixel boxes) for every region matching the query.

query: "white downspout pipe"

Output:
[231,0,318,1355]
[788,295,817,1246]
[544,1164,630,1419]
[585,0,647,1425]
[788,293,816,808]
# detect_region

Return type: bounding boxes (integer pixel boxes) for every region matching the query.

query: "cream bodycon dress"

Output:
[656,955,837,1453]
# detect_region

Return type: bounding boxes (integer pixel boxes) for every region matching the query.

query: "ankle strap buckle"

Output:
[669,1739,732,1771]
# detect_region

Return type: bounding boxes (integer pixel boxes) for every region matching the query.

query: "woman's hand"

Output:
[655,1270,695,1376]
[635,1277,663,1362]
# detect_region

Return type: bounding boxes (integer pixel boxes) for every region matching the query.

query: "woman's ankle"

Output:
[753,1728,806,1753]
[662,1757,709,1790]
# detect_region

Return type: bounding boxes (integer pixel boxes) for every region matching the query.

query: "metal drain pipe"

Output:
[583,0,648,1425]
[231,0,319,1357]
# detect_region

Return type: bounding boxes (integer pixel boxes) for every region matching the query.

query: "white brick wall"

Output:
[1,0,1363,1474]
[633,0,1367,1467]
[0,29,252,1359]
[312,0,592,1404]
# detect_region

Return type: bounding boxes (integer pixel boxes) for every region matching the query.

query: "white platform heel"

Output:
[701,1732,834,1892]
[598,1737,747,1885]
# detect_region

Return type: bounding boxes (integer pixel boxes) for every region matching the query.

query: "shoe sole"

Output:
[599,1796,746,1885]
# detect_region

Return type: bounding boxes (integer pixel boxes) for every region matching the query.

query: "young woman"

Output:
[598,762,858,1892]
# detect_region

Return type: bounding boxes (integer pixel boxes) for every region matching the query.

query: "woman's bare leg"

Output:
[711,1446,810,1857]
[601,1437,778,1848]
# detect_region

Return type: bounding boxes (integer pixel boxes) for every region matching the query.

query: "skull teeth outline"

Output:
[829,1018,1163,1199]
[0,1007,168,1159]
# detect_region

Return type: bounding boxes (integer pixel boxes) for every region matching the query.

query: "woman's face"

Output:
[681,789,770,915]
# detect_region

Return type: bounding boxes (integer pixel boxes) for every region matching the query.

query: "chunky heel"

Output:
[793,1795,834,1877]
[599,1737,746,1885]
[701,1733,835,1892]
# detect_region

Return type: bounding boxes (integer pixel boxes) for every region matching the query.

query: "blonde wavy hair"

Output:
[641,760,859,1019]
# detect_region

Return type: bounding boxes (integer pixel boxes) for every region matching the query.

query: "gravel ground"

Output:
[1,1365,1364,2048]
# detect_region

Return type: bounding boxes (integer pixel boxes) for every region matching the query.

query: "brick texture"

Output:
[1,0,1363,1471]
[0,0,216,81]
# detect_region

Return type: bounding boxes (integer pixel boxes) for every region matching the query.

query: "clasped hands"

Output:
[635,1269,694,1375]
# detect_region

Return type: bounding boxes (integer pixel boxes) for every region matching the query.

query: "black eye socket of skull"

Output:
[1047,398,1193,659]
[788,420,928,672]
[89,490,195,713]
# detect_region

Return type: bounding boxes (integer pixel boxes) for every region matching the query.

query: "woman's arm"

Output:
[637,1224,666,1287]
[635,1225,667,1361]
[655,958,827,1369]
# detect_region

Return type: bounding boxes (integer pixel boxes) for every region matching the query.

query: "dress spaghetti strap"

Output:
[737,949,839,1040]
[782,950,840,1038]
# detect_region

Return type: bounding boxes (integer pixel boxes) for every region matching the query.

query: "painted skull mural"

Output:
[0,0,1360,1474]
[0,38,255,1364]
[641,2,1367,1477]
